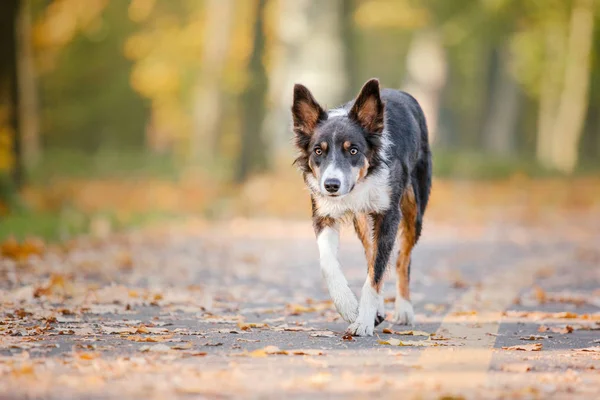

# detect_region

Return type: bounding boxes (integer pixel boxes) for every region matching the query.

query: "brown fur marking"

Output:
[358,158,370,181]
[353,214,373,264]
[396,184,417,300]
[320,141,328,151]
[297,102,320,133]
[343,141,351,151]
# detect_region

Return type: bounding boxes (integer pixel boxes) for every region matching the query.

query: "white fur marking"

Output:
[328,108,348,118]
[317,227,358,323]
[308,166,392,219]
[393,296,415,326]
[347,277,379,336]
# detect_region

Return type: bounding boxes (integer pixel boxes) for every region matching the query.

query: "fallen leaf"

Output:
[76,352,100,360]
[139,344,171,353]
[171,342,193,350]
[501,363,533,373]
[552,325,574,334]
[341,333,354,341]
[502,343,542,351]
[310,331,336,338]
[553,312,578,319]
[237,321,268,331]
[520,335,551,340]
[125,335,174,343]
[101,326,137,335]
[378,337,436,347]
[576,347,600,353]
[290,349,325,356]
[273,324,315,332]
[382,328,431,336]
[395,330,432,337]
[1,237,44,261]
[451,310,477,317]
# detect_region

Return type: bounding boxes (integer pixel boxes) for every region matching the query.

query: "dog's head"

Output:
[292,78,386,197]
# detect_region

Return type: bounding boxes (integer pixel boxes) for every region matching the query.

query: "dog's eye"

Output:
[349,148,358,155]
[314,148,322,156]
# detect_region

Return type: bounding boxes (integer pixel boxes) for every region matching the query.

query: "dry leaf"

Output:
[451,310,477,316]
[520,335,551,340]
[310,331,336,338]
[290,349,325,356]
[76,352,100,360]
[395,330,432,337]
[125,335,173,343]
[502,343,542,351]
[553,312,579,319]
[139,344,171,353]
[382,328,431,336]
[501,363,533,373]
[237,322,268,331]
[101,326,137,335]
[577,347,600,353]
[273,324,315,332]
[171,342,193,350]
[341,333,354,341]
[378,337,435,347]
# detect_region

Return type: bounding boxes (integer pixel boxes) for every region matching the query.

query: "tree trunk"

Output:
[262,0,346,157]
[536,25,565,168]
[401,29,446,143]
[0,0,22,188]
[549,0,595,173]
[236,0,268,183]
[341,0,358,101]
[482,45,521,155]
[17,0,40,170]
[190,0,234,163]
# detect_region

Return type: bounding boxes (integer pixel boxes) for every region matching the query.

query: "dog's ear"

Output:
[292,84,327,140]
[349,78,384,134]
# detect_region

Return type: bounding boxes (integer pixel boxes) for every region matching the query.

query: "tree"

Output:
[0,0,22,189]
[17,0,40,170]
[236,0,269,183]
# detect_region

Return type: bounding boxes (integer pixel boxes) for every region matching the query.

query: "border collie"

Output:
[291,78,432,336]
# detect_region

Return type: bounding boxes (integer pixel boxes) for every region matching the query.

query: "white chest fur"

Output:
[307,167,392,219]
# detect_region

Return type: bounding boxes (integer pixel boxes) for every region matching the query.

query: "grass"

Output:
[28,148,181,183]
[0,209,185,242]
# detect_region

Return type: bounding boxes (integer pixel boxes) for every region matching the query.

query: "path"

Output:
[1,218,599,399]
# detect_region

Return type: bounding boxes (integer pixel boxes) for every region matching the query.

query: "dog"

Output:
[291,78,432,336]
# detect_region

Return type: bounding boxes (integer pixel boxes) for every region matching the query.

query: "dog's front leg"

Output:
[347,209,400,336]
[315,222,359,323]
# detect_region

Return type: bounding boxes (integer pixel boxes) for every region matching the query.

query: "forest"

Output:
[1,0,599,238]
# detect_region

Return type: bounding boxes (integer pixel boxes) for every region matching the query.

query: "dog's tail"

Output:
[412,106,432,242]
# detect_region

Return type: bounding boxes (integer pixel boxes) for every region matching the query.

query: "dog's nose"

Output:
[324,178,341,193]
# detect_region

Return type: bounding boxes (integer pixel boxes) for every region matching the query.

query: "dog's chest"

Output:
[312,170,392,219]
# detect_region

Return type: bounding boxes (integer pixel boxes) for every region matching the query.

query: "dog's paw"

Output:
[346,319,374,337]
[392,297,415,326]
[333,288,359,323]
[374,295,386,326]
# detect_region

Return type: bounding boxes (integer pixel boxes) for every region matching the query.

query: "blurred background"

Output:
[1,0,599,241]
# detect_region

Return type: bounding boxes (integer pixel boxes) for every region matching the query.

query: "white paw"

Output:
[346,319,374,336]
[332,287,359,323]
[392,297,415,326]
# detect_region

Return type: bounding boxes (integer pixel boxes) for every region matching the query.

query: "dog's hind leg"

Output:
[393,183,417,326]
[353,214,385,326]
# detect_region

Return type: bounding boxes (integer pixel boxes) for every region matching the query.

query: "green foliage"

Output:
[40,0,149,152]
